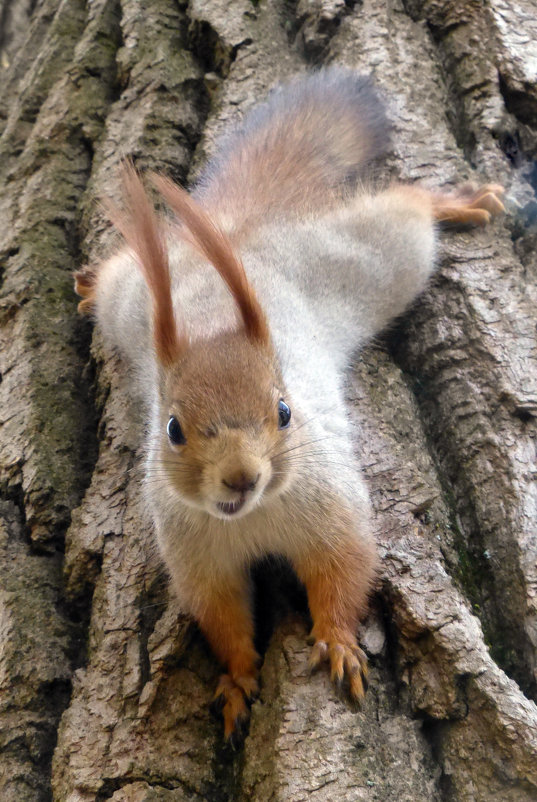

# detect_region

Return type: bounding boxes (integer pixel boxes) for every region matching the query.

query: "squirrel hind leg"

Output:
[73,265,97,314]
[430,183,505,225]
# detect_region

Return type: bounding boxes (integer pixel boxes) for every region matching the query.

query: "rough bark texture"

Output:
[1,0,536,800]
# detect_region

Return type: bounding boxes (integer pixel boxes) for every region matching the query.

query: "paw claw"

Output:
[309,640,329,671]
[214,672,257,743]
[309,633,369,703]
[329,643,346,685]
[224,710,249,748]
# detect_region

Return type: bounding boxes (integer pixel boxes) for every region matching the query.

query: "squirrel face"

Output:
[153,331,295,520]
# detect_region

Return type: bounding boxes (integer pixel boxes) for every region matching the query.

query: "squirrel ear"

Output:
[104,161,187,367]
[150,173,271,348]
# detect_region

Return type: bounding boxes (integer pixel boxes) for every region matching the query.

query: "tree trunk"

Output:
[1,0,537,800]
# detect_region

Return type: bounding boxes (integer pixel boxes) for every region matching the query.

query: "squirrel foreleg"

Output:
[194,574,259,742]
[293,532,377,703]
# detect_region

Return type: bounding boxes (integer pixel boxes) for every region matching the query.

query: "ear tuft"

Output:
[151,173,271,347]
[104,161,187,367]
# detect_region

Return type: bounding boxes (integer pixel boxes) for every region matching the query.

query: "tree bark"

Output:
[1,0,537,800]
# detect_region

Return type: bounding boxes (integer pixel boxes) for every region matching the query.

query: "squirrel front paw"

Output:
[308,630,369,702]
[211,672,259,745]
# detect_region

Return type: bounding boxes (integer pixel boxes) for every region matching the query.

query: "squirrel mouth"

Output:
[216,495,246,516]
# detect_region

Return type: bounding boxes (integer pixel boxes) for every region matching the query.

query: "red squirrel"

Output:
[75,68,504,741]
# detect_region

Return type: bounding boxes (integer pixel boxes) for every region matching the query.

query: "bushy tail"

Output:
[194,67,390,237]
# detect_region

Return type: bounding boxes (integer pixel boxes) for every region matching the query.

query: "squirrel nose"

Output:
[222,473,260,493]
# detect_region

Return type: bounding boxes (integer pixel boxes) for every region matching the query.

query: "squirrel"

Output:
[75,68,504,742]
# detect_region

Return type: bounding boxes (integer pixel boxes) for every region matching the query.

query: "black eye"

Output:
[278,399,291,429]
[167,416,186,445]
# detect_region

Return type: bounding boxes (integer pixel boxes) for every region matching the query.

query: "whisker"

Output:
[269,434,340,462]
[260,406,342,458]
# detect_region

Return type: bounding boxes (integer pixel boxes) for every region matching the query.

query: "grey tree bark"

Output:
[1,0,537,800]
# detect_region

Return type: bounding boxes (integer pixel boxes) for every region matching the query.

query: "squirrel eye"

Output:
[167,416,186,445]
[278,399,291,429]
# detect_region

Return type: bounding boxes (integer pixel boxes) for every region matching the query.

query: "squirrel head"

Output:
[108,162,296,519]
[156,331,294,519]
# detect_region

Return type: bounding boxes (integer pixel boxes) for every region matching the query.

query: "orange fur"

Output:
[383,183,505,225]
[157,331,290,514]
[150,173,271,347]
[196,584,259,682]
[213,674,253,740]
[106,162,187,367]
[74,265,97,314]
[194,578,259,739]
[293,527,377,701]
[429,183,505,224]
